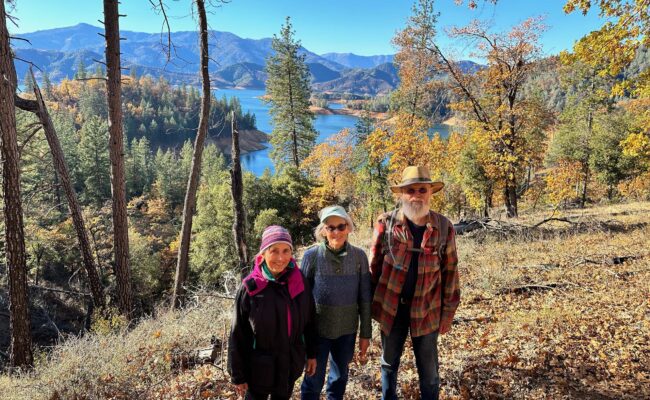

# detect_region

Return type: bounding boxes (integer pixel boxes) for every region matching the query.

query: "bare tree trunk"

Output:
[580,163,589,209]
[0,3,33,368]
[483,187,492,218]
[16,73,106,309]
[172,0,211,309]
[230,112,249,280]
[504,181,518,218]
[104,0,132,316]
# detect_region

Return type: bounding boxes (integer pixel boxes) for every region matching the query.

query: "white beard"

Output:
[402,199,430,222]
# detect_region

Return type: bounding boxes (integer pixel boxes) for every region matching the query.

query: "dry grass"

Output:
[1,201,649,399]
[0,296,233,400]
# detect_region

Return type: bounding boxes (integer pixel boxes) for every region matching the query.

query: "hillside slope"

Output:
[1,201,648,399]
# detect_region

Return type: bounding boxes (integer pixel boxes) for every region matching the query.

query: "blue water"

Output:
[217,88,360,175]
[216,88,453,175]
[327,102,345,110]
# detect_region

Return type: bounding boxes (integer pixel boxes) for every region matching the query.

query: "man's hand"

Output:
[234,383,248,398]
[439,320,452,335]
[358,338,370,365]
[305,358,317,376]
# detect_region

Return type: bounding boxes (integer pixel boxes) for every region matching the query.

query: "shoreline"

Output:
[309,105,388,120]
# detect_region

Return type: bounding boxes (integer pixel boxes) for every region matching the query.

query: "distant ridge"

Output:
[320,52,394,69]
[12,23,483,95]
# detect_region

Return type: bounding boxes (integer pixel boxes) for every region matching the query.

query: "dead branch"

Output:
[498,282,564,295]
[148,0,173,62]
[454,315,494,324]
[531,217,573,228]
[9,36,31,45]
[606,255,639,265]
[29,284,91,298]
[191,293,235,300]
[12,56,42,72]
[14,94,38,112]
[17,124,42,156]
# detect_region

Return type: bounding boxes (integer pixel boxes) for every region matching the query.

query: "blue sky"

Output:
[8,0,605,56]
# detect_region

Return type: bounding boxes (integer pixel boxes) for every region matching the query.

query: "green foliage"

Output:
[590,111,636,198]
[265,17,317,169]
[350,113,392,228]
[253,209,284,238]
[458,140,493,214]
[191,167,315,285]
[129,228,164,307]
[78,83,108,120]
[78,115,111,206]
[151,141,194,212]
[125,137,154,198]
[74,58,87,80]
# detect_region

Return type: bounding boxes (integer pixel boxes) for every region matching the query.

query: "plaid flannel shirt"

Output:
[369,209,460,337]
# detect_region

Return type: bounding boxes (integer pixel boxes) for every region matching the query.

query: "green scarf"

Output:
[261,260,294,281]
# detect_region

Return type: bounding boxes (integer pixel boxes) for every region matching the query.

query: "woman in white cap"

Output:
[229,225,317,400]
[300,206,372,400]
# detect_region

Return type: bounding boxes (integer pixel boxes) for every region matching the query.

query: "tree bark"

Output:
[504,181,518,218]
[1,2,33,368]
[104,0,132,316]
[230,112,249,280]
[16,72,106,309]
[171,0,211,309]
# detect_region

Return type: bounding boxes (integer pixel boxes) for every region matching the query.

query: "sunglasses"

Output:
[404,187,429,195]
[325,223,348,232]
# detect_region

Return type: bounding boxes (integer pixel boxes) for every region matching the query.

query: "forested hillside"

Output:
[0,0,648,398]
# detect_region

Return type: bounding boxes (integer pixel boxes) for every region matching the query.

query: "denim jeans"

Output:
[380,304,440,400]
[301,333,357,400]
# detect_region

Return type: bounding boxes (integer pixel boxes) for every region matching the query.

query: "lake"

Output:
[216,88,451,175]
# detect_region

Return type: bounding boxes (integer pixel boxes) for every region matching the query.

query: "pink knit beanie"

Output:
[258,225,293,254]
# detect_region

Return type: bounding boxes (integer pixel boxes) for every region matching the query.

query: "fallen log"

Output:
[454,315,494,324]
[171,336,223,370]
[498,283,564,295]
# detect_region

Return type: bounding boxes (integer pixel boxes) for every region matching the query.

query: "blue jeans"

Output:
[380,306,440,400]
[301,333,356,400]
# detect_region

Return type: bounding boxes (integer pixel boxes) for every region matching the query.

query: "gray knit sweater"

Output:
[300,242,372,339]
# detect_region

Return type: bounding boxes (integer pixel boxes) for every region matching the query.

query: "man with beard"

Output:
[369,166,460,400]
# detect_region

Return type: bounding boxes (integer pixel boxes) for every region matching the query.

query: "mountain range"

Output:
[12,23,481,96]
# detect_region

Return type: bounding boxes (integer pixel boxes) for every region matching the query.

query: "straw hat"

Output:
[390,166,444,194]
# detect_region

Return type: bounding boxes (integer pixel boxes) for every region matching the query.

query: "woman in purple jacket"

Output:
[228,225,318,400]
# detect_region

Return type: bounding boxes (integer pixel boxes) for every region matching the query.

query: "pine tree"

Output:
[23,70,35,93]
[265,17,316,169]
[42,70,53,99]
[79,116,111,205]
[1,1,33,367]
[75,58,87,80]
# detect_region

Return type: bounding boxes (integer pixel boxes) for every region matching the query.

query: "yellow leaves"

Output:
[152,330,162,339]
[621,132,650,160]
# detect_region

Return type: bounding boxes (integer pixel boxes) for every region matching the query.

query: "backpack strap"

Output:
[380,209,398,256]
[437,214,449,260]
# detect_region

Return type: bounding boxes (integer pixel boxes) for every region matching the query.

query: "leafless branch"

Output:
[29,284,91,298]
[531,217,573,228]
[12,56,43,73]
[18,125,43,157]
[148,0,173,62]
[9,36,31,44]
